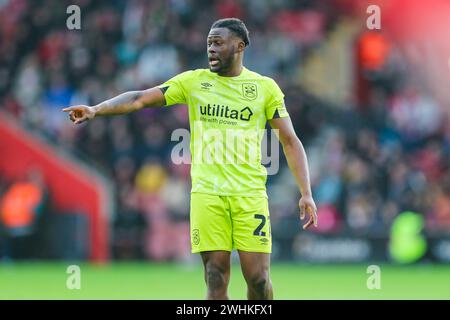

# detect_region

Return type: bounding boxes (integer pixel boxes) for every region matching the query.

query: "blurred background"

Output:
[0,0,449,299]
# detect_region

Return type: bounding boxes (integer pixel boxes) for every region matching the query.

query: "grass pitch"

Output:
[0,262,449,299]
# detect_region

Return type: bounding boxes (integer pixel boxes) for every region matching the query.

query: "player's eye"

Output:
[207,41,222,47]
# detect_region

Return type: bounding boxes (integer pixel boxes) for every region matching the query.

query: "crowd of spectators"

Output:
[1,0,448,260]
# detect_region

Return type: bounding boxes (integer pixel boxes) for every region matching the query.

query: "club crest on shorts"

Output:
[242,83,257,100]
[192,229,200,245]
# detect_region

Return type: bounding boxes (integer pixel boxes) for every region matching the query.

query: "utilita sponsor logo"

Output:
[199,104,253,121]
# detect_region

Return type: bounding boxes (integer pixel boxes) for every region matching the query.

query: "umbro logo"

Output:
[201,82,213,90]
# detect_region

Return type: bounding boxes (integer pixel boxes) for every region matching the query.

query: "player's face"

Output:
[207,28,242,74]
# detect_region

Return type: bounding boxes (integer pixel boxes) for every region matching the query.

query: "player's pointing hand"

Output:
[299,195,318,230]
[62,105,96,124]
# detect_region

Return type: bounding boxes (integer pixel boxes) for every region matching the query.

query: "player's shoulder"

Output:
[244,68,285,101]
[172,68,213,82]
[173,69,199,78]
[244,68,279,87]
[183,68,211,76]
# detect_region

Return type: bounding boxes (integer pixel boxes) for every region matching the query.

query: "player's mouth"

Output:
[208,57,220,67]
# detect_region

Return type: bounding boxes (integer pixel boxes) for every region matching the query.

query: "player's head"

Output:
[207,18,250,74]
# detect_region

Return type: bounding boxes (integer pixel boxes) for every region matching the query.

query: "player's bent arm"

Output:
[93,87,166,116]
[269,116,318,228]
[269,116,312,197]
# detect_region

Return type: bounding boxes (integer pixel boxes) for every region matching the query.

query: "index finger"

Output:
[62,106,78,112]
[308,205,318,227]
[299,202,306,220]
[313,210,318,227]
[302,215,313,229]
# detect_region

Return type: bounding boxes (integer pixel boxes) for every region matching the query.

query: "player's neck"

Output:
[218,64,243,77]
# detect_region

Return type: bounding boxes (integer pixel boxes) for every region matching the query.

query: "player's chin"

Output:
[209,65,221,73]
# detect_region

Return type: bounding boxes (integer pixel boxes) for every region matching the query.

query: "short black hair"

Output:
[211,18,250,47]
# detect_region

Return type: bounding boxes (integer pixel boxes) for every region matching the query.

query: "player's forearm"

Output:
[92,88,164,116]
[281,137,313,197]
[92,91,146,116]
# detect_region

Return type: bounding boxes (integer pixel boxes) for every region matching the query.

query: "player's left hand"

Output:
[299,195,318,230]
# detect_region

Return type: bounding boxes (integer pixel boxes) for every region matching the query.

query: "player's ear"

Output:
[236,40,245,53]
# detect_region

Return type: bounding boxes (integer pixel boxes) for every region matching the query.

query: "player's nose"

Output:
[208,46,216,54]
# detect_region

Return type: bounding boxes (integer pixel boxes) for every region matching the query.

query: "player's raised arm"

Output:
[269,116,318,230]
[62,87,166,124]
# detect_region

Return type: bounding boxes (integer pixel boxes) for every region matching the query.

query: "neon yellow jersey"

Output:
[158,67,289,198]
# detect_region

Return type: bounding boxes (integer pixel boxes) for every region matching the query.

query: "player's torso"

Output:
[182,69,270,196]
[183,68,268,131]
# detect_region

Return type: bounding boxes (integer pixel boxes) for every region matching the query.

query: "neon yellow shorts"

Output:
[190,192,271,254]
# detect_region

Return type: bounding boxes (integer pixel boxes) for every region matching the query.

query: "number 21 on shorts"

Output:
[253,214,270,237]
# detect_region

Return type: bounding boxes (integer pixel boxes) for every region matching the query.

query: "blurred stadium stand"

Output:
[0,112,112,261]
[0,0,449,263]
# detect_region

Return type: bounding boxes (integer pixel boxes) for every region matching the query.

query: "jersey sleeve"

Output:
[264,78,289,120]
[157,70,193,106]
